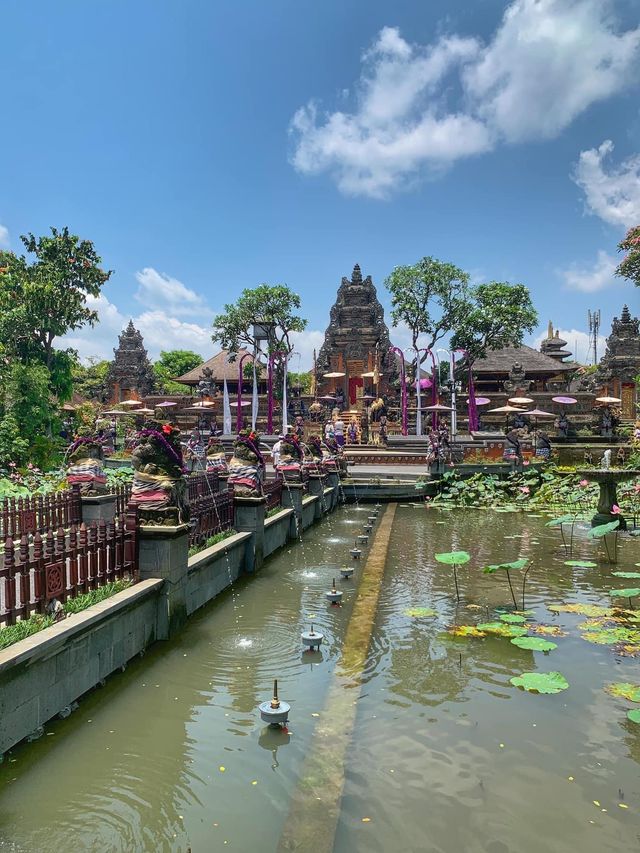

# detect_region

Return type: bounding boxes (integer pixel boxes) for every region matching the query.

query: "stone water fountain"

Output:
[576,450,640,530]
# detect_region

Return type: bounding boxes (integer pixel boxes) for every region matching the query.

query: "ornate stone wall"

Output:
[596,305,640,418]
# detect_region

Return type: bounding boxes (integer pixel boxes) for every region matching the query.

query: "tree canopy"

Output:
[212,284,307,356]
[153,350,203,394]
[450,282,538,364]
[616,225,640,288]
[384,257,470,359]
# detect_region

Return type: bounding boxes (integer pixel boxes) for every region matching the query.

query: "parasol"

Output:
[318,395,337,402]
[521,408,555,451]
[361,371,384,378]
[551,396,577,405]
[135,407,155,415]
[488,403,525,432]
[119,399,143,407]
[228,400,251,407]
[188,400,216,408]
[509,396,534,405]
[323,372,346,378]
[595,396,621,404]
[423,403,454,412]
[102,409,130,416]
[470,396,491,406]
[155,401,177,408]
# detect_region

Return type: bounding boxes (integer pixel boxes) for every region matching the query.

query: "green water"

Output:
[0,505,639,852]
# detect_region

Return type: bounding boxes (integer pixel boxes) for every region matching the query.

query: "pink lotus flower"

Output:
[579,480,589,487]
[519,486,530,494]
[611,504,621,514]
[523,460,530,466]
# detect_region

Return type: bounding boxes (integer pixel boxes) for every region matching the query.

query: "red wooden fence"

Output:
[0,486,82,539]
[0,508,138,627]
[189,489,234,547]
[263,479,283,512]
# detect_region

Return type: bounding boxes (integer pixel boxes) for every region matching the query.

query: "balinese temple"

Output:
[316,264,398,405]
[471,343,574,394]
[105,320,156,403]
[596,305,640,420]
[174,348,265,395]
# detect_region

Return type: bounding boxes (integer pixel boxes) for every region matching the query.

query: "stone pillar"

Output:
[217,473,230,493]
[234,495,266,573]
[281,483,304,538]
[306,474,326,519]
[138,524,190,638]
[81,494,117,525]
[326,471,340,509]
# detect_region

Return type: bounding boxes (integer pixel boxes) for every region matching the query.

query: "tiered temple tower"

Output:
[596,305,640,419]
[316,264,397,405]
[540,321,572,362]
[106,320,156,403]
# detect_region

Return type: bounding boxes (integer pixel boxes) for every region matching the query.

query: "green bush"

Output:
[188,528,236,558]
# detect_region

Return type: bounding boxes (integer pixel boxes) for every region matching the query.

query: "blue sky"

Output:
[1,0,639,369]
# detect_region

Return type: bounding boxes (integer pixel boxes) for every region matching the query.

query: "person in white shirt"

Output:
[271,439,282,469]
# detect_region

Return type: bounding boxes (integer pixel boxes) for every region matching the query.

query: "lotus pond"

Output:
[0,504,639,852]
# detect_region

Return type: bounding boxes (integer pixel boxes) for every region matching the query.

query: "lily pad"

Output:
[477,621,527,638]
[528,624,567,637]
[564,560,598,568]
[588,520,620,539]
[548,603,615,618]
[612,572,640,579]
[609,588,640,599]
[510,636,558,652]
[510,671,569,694]
[499,613,526,624]
[628,709,640,724]
[605,683,640,702]
[447,625,486,638]
[581,626,640,645]
[404,607,437,618]
[435,551,471,565]
[483,558,528,574]
[546,515,574,527]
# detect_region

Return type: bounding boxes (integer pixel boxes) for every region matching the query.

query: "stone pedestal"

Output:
[81,494,117,525]
[326,471,340,508]
[233,496,266,573]
[281,483,304,538]
[306,474,326,518]
[217,473,230,493]
[138,524,190,638]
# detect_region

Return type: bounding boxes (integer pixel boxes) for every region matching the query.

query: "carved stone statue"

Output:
[206,436,228,474]
[503,361,532,394]
[66,437,107,496]
[228,431,265,496]
[275,433,304,484]
[129,423,189,525]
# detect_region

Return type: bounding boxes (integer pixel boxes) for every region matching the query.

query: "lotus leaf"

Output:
[581,626,640,645]
[605,683,640,702]
[510,671,569,694]
[477,621,527,638]
[510,636,558,652]
[588,520,620,539]
[499,614,526,624]
[404,607,437,618]
[528,624,567,637]
[483,558,528,574]
[435,551,471,565]
[613,572,640,579]
[628,709,640,724]
[609,588,640,599]
[546,515,574,527]
[564,560,598,568]
[548,603,615,617]
[447,625,486,638]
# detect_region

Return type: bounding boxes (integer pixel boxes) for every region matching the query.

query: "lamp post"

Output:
[436,348,460,440]
[389,346,408,436]
[236,352,252,432]
[424,349,439,429]
[407,346,430,436]
[267,350,288,435]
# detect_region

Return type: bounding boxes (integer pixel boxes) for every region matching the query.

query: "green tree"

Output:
[0,362,58,468]
[72,358,111,401]
[288,371,313,394]
[0,226,111,372]
[212,284,307,356]
[153,350,203,394]
[385,258,470,369]
[450,282,538,364]
[616,225,640,287]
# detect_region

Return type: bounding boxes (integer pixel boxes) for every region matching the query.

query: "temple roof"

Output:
[174,349,259,385]
[473,345,575,375]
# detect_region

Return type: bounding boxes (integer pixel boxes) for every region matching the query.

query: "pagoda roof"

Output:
[473,345,575,375]
[174,349,259,384]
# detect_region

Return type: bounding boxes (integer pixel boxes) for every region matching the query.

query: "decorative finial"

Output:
[351,264,363,285]
[621,305,631,322]
[547,320,553,339]
[270,678,280,710]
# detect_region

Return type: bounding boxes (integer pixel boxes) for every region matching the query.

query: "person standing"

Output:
[334,416,345,447]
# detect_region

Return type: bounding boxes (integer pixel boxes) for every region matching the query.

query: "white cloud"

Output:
[0,224,9,249]
[530,326,606,365]
[134,267,208,316]
[558,249,618,292]
[290,1,640,197]
[289,329,326,372]
[573,139,640,227]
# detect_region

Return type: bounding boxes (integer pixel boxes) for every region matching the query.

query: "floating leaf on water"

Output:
[466,604,483,610]
[447,625,486,638]
[617,644,640,657]
[435,551,471,565]
[548,603,615,617]
[605,683,640,702]
[499,614,526,624]
[477,621,527,638]
[610,588,640,599]
[613,572,640,579]
[510,671,569,694]
[546,515,574,527]
[564,560,598,568]
[581,626,640,646]
[510,636,558,652]
[628,709,640,724]
[404,607,437,618]
[588,520,620,539]
[528,624,568,637]
[483,558,528,574]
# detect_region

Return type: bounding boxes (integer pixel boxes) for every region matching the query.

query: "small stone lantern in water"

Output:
[340,565,355,579]
[326,578,343,604]
[301,624,324,651]
[350,541,362,559]
[357,533,369,545]
[259,679,290,727]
